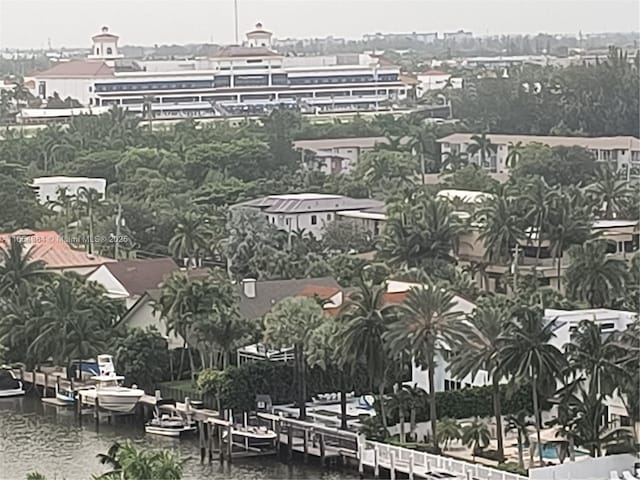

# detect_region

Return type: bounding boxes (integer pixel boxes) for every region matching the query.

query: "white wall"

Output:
[39,78,95,105]
[33,177,106,204]
[529,453,638,480]
[125,298,182,349]
[266,211,337,238]
[86,265,135,307]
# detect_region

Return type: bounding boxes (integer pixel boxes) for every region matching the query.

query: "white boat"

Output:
[89,355,144,413]
[0,367,25,398]
[145,400,196,437]
[55,383,75,404]
[223,416,277,451]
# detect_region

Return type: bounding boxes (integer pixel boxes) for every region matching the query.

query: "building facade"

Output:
[31,176,107,204]
[293,136,390,174]
[234,193,383,238]
[438,133,640,173]
[35,25,407,119]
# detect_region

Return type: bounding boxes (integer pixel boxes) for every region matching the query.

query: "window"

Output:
[106,47,113,55]
[632,151,640,163]
[326,213,332,221]
[599,322,615,331]
[310,215,317,225]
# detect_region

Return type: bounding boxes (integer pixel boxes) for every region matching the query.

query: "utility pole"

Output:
[114,201,122,260]
[511,243,520,294]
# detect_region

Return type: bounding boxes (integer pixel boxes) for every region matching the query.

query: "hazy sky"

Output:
[1,0,638,49]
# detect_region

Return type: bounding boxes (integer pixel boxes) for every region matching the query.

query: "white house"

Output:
[87,257,178,308]
[416,69,462,97]
[438,133,640,173]
[234,193,383,238]
[293,136,391,174]
[31,176,107,205]
[245,22,273,48]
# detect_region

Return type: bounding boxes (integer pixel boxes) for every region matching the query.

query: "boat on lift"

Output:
[87,354,144,413]
[145,399,196,437]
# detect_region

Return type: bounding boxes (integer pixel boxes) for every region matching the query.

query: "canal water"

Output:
[0,395,359,480]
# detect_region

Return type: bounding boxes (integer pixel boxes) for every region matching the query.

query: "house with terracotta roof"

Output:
[86,257,179,308]
[121,275,343,350]
[0,229,114,275]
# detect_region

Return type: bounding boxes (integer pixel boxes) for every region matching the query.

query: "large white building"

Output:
[34,25,408,119]
[31,176,107,204]
[234,193,383,238]
[438,133,640,173]
[293,136,391,174]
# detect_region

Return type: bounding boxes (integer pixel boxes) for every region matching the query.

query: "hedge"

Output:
[215,361,370,412]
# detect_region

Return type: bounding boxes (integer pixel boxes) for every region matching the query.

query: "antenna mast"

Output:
[234,0,239,44]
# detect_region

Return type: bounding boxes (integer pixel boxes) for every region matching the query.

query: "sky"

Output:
[0,0,638,49]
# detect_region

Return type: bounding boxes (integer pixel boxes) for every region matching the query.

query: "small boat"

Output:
[55,383,75,404]
[0,367,25,398]
[223,412,277,451]
[145,400,196,437]
[88,354,144,413]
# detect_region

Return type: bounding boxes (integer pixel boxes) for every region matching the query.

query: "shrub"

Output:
[497,462,528,476]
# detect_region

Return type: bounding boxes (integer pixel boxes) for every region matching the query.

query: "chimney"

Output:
[242,278,257,298]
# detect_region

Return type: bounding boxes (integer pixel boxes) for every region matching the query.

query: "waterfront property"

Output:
[31,175,107,204]
[233,193,383,238]
[437,133,640,173]
[86,257,179,308]
[0,228,114,274]
[33,24,408,120]
[123,276,343,350]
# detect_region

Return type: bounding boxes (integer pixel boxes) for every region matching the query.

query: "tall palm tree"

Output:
[408,124,438,182]
[449,298,510,460]
[587,164,631,219]
[441,151,469,172]
[565,241,628,307]
[499,306,568,466]
[11,77,33,113]
[385,280,464,451]
[476,191,525,264]
[142,95,156,131]
[340,277,395,428]
[46,187,77,238]
[75,187,104,254]
[520,177,557,266]
[565,319,627,396]
[0,237,49,301]
[168,211,210,268]
[264,297,325,420]
[467,133,497,169]
[437,417,462,450]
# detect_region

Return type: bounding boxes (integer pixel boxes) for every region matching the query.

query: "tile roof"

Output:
[37,60,115,78]
[235,193,384,214]
[212,46,280,58]
[293,137,390,151]
[103,257,179,296]
[0,229,114,269]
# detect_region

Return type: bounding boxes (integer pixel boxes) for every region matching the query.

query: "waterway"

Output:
[0,395,359,480]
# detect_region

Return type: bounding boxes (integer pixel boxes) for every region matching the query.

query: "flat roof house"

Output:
[234,193,383,238]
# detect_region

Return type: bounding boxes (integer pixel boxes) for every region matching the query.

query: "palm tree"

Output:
[467,133,497,169]
[505,141,524,168]
[264,297,325,421]
[441,151,469,172]
[587,164,631,219]
[565,241,628,307]
[0,237,49,301]
[437,417,462,450]
[565,319,627,396]
[168,211,210,268]
[505,411,534,469]
[11,77,33,113]
[142,95,156,130]
[499,306,568,466]
[408,124,438,182]
[75,187,104,254]
[340,277,395,428]
[96,441,183,479]
[46,187,77,238]
[449,298,510,460]
[476,191,525,264]
[462,418,491,461]
[520,177,556,266]
[385,280,464,451]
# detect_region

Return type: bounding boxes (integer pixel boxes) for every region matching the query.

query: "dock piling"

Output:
[318,433,325,466]
[198,420,205,463]
[373,446,379,478]
[303,429,309,462]
[287,426,293,460]
[390,450,396,480]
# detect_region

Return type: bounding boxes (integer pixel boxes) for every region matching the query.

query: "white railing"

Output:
[362,440,528,480]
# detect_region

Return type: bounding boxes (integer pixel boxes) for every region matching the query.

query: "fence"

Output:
[362,440,529,480]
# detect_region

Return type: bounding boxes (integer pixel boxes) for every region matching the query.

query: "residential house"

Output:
[415,70,462,97]
[31,176,107,205]
[437,133,640,173]
[234,193,383,238]
[293,136,391,174]
[0,229,114,275]
[86,257,179,308]
[122,276,343,351]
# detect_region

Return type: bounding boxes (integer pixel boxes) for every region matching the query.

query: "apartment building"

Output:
[293,136,391,174]
[437,133,640,173]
